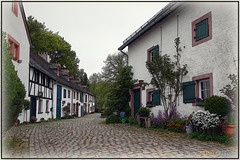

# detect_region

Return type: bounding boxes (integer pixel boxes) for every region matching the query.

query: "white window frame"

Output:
[199,79,210,99]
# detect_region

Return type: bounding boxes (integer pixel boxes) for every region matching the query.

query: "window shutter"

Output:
[153,45,159,57]
[153,90,161,105]
[182,81,195,103]
[196,18,209,41]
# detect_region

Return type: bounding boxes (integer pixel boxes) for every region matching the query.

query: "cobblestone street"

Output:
[2,113,238,158]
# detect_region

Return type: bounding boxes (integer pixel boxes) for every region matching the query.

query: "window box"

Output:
[196,98,205,106]
[146,101,154,108]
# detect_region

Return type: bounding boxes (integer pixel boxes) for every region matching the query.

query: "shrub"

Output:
[104,107,114,116]
[106,115,121,124]
[2,33,26,130]
[125,105,131,117]
[129,116,138,126]
[204,96,231,118]
[137,107,151,117]
[192,110,220,130]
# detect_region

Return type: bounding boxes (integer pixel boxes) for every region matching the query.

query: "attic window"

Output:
[11,1,18,17]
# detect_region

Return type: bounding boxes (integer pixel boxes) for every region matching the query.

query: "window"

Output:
[68,90,70,98]
[46,77,50,88]
[147,45,159,62]
[199,79,210,99]
[183,73,213,106]
[41,74,45,85]
[11,1,18,17]
[38,100,43,114]
[80,93,83,102]
[192,12,212,47]
[35,71,39,83]
[8,35,20,62]
[46,100,49,113]
[63,89,66,98]
[77,92,79,100]
[73,92,75,99]
[146,88,154,105]
[85,95,87,102]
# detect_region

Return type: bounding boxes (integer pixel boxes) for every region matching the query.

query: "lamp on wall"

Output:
[139,80,147,90]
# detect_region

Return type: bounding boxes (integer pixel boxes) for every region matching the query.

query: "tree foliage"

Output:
[146,37,188,118]
[27,16,86,80]
[2,33,26,130]
[101,52,128,82]
[106,66,135,113]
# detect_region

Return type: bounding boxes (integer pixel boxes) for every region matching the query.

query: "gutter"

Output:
[120,50,128,66]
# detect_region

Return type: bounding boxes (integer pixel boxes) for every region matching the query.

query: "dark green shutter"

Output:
[152,45,159,57]
[153,90,161,105]
[182,81,195,103]
[196,18,209,41]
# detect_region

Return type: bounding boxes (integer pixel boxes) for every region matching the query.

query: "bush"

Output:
[104,107,114,116]
[106,115,121,124]
[2,33,26,130]
[137,107,151,117]
[125,105,131,117]
[204,96,231,118]
[129,117,138,126]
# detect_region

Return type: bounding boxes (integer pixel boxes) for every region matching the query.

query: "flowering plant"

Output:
[196,98,205,101]
[192,110,220,130]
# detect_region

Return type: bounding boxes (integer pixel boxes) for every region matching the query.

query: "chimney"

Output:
[61,68,69,81]
[69,76,75,83]
[38,52,50,63]
[50,62,61,76]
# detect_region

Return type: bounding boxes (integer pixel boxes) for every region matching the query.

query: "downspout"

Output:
[120,50,128,66]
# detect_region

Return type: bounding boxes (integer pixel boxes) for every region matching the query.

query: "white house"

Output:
[118,2,238,117]
[2,0,32,123]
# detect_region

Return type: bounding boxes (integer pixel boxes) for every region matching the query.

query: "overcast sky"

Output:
[23,2,169,77]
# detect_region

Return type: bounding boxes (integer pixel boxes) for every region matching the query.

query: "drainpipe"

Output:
[120,50,128,66]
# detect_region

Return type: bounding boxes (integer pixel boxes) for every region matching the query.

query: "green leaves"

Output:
[2,33,26,130]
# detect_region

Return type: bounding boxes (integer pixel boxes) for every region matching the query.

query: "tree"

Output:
[146,37,188,118]
[101,52,127,82]
[106,66,136,113]
[2,33,26,130]
[220,74,238,110]
[27,16,81,77]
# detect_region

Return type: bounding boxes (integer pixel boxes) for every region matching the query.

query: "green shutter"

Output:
[196,18,209,41]
[182,81,195,103]
[153,45,159,57]
[153,90,161,105]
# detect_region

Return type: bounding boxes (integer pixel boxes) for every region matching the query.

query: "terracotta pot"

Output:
[221,125,237,136]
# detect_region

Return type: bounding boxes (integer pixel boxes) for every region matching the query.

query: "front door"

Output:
[57,85,62,118]
[30,97,36,118]
[134,89,140,116]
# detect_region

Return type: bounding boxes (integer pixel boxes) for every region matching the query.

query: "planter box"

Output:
[196,100,204,106]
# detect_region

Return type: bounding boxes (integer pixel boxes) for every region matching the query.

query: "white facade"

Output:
[2,2,31,123]
[124,2,238,117]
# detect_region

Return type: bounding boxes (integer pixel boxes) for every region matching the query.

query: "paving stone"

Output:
[2,113,238,158]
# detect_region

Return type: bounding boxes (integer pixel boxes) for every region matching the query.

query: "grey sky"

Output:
[23,2,168,77]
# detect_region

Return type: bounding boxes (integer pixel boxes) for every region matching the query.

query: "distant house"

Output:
[30,53,94,121]
[2,0,32,123]
[118,2,238,117]
[3,1,95,123]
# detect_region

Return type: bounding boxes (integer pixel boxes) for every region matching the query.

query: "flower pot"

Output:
[176,124,185,132]
[186,124,193,134]
[221,125,237,136]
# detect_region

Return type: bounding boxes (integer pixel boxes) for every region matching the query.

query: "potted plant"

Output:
[185,113,193,134]
[136,107,151,128]
[221,114,237,136]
